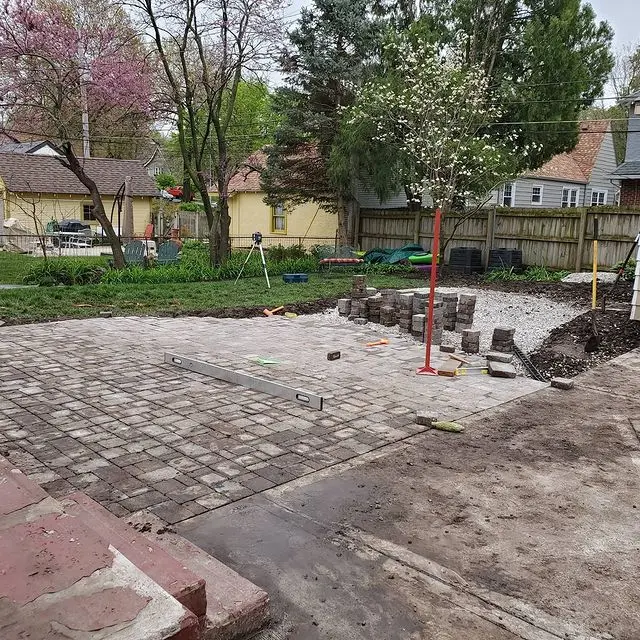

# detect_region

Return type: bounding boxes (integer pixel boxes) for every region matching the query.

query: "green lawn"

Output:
[0,252,39,284]
[0,273,427,323]
[0,252,109,284]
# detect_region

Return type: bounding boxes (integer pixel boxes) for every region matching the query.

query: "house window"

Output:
[634,103,640,116]
[502,183,515,207]
[153,166,162,176]
[531,185,543,205]
[271,204,286,233]
[590,190,607,206]
[83,204,96,221]
[561,187,579,208]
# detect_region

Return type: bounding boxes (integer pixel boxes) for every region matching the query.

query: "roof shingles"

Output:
[526,120,609,184]
[0,153,158,197]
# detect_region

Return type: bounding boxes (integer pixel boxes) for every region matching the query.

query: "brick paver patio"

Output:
[0,315,545,523]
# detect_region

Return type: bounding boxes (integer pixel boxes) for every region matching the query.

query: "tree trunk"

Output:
[336,195,349,246]
[215,195,231,264]
[60,144,126,268]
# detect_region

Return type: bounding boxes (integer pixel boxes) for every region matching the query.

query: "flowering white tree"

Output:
[346,33,534,214]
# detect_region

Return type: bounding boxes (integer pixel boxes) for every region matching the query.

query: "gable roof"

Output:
[227,151,265,193]
[526,120,610,184]
[0,153,158,197]
[0,140,60,155]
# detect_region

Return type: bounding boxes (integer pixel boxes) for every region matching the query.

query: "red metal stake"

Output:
[417,207,442,375]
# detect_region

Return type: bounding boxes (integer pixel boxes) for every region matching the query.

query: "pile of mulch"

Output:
[529,309,640,379]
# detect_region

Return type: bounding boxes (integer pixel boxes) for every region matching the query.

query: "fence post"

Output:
[575,208,588,272]
[413,208,421,244]
[483,206,497,270]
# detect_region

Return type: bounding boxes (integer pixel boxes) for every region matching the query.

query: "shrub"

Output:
[613,258,636,281]
[267,243,307,261]
[100,251,320,285]
[23,258,106,286]
[155,172,177,190]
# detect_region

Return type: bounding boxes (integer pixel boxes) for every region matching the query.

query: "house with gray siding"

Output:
[610,90,640,207]
[493,120,618,208]
[354,120,618,210]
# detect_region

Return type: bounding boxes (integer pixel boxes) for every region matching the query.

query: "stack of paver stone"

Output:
[431,301,444,344]
[347,275,368,321]
[379,289,397,326]
[442,293,458,330]
[461,329,480,354]
[411,313,425,340]
[367,295,382,323]
[337,298,351,316]
[413,292,428,315]
[491,326,516,353]
[397,293,414,332]
[455,294,476,332]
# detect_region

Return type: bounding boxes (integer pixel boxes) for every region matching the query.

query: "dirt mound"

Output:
[529,309,640,379]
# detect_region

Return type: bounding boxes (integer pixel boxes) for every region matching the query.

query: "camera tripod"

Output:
[235,231,271,289]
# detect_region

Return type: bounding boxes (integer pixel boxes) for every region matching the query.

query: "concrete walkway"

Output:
[180,347,640,640]
[0,315,544,523]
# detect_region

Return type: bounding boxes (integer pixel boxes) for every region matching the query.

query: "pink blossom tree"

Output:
[0,0,152,267]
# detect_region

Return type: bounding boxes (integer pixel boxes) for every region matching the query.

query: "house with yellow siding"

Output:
[0,153,158,236]
[222,152,337,242]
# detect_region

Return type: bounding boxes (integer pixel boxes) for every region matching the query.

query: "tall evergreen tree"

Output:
[261,0,381,244]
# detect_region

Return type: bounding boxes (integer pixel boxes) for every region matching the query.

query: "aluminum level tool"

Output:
[165,353,324,410]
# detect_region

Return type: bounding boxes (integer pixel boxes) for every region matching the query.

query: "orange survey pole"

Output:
[417,207,442,375]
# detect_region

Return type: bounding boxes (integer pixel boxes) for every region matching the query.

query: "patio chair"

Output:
[124,240,146,266]
[157,241,181,265]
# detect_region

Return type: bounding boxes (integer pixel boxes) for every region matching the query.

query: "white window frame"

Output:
[561,187,579,208]
[531,184,543,205]
[590,189,608,207]
[501,182,515,207]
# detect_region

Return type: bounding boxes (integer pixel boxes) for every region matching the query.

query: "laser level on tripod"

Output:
[235,231,270,289]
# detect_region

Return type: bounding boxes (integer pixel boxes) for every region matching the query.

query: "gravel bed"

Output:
[561,271,617,284]
[320,287,584,370]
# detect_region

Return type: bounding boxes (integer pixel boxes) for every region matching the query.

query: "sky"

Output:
[587,0,637,51]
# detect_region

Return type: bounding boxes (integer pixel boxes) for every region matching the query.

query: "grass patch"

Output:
[0,273,427,323]
[0,252,110,285]
[483,266,570,283]
[0,252,39,284]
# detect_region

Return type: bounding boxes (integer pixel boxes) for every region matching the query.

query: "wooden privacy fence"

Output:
[357,207,640,271]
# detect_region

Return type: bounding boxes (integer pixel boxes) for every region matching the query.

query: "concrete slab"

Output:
[178,355,640,638]
[61,491,207,619]
[127,512,269,640]
[0,458,49,515]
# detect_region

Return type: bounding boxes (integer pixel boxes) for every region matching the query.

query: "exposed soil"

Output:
[0,298,339,326]
[529,308,640,379]
[168,298,338,319]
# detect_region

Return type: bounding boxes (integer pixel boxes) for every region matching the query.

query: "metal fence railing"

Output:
[0,233,338,257]
[230,236,336,251]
